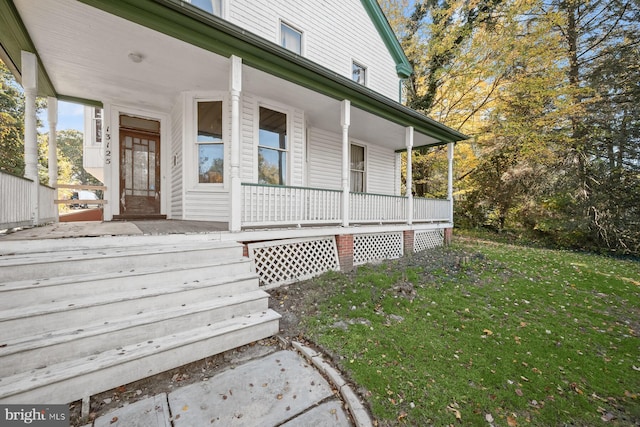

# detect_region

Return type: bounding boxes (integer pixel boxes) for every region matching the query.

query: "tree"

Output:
[0,59,25,176]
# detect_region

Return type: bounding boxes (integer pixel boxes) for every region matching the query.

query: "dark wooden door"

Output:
[119,128,161,216]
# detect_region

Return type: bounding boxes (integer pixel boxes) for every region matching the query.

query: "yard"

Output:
[270,235,640,426]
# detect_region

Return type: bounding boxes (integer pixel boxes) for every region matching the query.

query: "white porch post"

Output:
[405,126,413,225]
[22,51,39,225]
[405,127,414,225]
[341,100,350,227]
[47,97,58,188]
[229,55,242,232]
[447,142,455,223]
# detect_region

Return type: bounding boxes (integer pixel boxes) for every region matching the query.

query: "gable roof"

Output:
[0,0,466,144]
[360,0,412,79]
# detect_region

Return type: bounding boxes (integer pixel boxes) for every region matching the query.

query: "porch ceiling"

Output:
[12,0,443,149]
[14,0,230,111]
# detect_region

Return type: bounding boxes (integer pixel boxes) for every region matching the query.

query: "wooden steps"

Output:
[0,235,280,404]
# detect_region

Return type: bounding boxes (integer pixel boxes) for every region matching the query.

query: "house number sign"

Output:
[105,125,112,165]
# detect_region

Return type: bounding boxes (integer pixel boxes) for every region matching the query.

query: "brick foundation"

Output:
[335,234,354,272]
[403,230,414,255]
[444,228,453,245]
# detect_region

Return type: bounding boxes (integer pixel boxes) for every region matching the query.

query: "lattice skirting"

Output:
[353,232,403,266]
[414,229,444,252]
[247,237,339,288]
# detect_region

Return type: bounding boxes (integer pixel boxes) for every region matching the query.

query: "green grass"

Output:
[300,238,640,426]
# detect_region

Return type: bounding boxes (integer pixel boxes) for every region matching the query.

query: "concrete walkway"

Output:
[83,343,372,427]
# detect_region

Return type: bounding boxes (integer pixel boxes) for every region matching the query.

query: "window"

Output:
[258,107,287,185]
[197,101,224,184]
[352,61,367,85]
[281,22,302,54]
[93,108,103,144]
[350,144,365,192]
[186,0,222,16]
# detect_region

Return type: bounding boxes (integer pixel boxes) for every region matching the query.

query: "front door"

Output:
[119,117,161,217]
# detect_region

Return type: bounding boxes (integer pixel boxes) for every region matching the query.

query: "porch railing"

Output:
[350,192,406,223]
[241,183,451,228]
[0,170,57,229]
[241,183,342,226]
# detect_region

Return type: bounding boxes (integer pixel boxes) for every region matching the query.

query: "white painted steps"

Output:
[0,235,280,405]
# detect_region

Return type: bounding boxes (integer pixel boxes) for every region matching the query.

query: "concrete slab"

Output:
[280,400,351,427]
[93,394,170,427]
[168,350,335,427]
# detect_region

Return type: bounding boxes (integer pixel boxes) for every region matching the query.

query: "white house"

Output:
[0,0,468,409]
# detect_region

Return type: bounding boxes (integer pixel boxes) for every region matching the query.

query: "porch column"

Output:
[447,142,454,223]
[229,55,242,232]
[22,51,39,225]
[341,100,350,227]
[405,126,413,225]
[47,97,58,187]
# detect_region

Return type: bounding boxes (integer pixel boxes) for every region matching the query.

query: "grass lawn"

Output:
[297,237,640,426]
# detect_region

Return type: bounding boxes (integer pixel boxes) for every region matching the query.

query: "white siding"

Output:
[366,143,396,195]
[307,128,342,190]
[228,0,400,100]
[184,191,229,221]
[170,95,184,218]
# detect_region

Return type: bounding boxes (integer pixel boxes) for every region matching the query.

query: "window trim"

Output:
[349,142,367,193]
[191,95,228,190]
[184,0,225,18]
[352,60,367,86]
[279,20,304,55]
[256,102,291,186]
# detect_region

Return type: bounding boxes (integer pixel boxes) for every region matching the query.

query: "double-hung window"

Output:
[281,22,302,55]
[197,101,224,184]
[350,144,366,192]
[352,61,367,85]
[258,107,287,185]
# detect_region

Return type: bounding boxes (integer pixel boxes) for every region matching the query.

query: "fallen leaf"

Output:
[110,417,118,425]
[515,389,524,396]
[601,412,616,422]
[398,411,408,421]
[446,403,462,420]
[277,394,283,400]
[483,329,493,336]
[182,405,189,411]
[507,415,518,426]
[485,413,494,423]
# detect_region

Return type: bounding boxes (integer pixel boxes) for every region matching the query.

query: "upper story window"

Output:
[186,0,222,16]
[258,107,287,185]
[352,61,367,85]
[197,100,224,184]
[280,22,302,55]
[350,144,366,192]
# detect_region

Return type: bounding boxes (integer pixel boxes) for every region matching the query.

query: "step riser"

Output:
[0,297,269,377]
[0,247,245,282]
[0,315,280,404]
[0,261,253,310]
[0,278,261,341]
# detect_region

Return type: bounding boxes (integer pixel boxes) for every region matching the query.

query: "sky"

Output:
[38,100,85,132]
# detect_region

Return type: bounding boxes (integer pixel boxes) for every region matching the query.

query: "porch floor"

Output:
[0,220,229,240]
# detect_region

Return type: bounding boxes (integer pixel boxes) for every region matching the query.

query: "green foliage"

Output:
[382,0,640,256]
[0,60,25,176]
[300,239,640,426]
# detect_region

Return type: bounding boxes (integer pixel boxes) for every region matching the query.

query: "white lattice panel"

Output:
[248,237,339,288]
[414,229,444,252]
[353,232,403,266]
